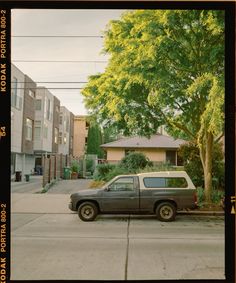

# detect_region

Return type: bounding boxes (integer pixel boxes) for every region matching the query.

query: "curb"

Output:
[178,210,224,216]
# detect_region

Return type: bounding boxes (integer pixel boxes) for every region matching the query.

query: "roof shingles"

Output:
[101,134,186,149]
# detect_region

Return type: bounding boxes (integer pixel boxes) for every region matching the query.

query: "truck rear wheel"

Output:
[78,202,98,221]
[156,202,176,222]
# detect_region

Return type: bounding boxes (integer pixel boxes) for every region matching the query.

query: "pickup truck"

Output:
[69,171,198,222]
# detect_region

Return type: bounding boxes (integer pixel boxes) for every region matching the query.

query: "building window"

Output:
[66,116,69,132]
[35,99,42,111]
[59,114,63,125]
[26,118,33,141]
[47,99,51,120]
[34,121,41,140]
[11,77,22,110]
[54,128,59,144]
[64,133,67,144]
[125,149,135,156]
[85,121,89,130]
[43,123,48,139]
[85,137,88,145]
[166,150,176,165]
[59,132,62,144]
[29,89,35,98]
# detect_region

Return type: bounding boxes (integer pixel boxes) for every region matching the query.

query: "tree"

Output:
[86,123,104,158]
[82,10,224,203]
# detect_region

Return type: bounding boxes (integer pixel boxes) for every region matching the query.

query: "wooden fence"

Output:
[42,154,72,187]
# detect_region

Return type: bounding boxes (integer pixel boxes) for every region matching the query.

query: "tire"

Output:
[156,202,176,222]
[78,202,98,221]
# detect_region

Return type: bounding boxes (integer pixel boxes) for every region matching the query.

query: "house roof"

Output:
[101,134,186,149]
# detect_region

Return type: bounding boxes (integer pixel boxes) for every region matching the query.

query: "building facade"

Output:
[58,106,71,155]
[11,64,25,176]
[52,96,60,154]
[73,115,89,158]
[34,87,54,166]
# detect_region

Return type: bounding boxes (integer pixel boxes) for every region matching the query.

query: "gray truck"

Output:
[69,171,198,222]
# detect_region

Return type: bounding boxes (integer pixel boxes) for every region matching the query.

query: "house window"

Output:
[85,137,88,145]
[64,133,67,144]
[26,118,33,141]
[85,121,89,130]
[166,150,176,165]
[54,128,59,144]
[35,99,42,111]
[34,121,41,140]
[125,149,135,156]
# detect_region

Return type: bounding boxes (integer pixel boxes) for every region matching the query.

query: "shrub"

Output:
[121,152,152,172]
[71,160,80,173]
[86,159,94,173]
[93,163,116,181]
[105,165,130,182]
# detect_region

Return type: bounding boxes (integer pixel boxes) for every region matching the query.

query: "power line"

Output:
[13,60,107,63]
[11,81,88,84]
[12,35,104,38]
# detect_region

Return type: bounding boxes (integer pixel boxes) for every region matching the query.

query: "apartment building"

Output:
[58,106,71,155]
[73,115,89,158]
[52,96,60,154]
[11,64,25,176]
[69,112,74,156]
[34,87,54,166]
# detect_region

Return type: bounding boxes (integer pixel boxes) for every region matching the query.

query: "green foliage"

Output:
[93,163,117,181]
[86,159,94,173]
[104,165,130,182]
[178,142,224,190]
[71,160,80,173]
[82,10,224,199]
[87,123,104,158]
[121,152,152,171]
[197,187,224,207]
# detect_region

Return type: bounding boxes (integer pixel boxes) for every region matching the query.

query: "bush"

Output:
[105,165,130,182]
[71,160,80,173]
[121,152,152,172]
[93,163,116,181]
[86,159,94,173]
[178,142,225,190]
[197,187,224,207]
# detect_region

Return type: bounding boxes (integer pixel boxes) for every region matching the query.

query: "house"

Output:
[73,115,89,158]
[100,134,186,166]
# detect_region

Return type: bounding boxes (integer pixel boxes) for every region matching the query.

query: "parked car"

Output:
[69,171,198,222]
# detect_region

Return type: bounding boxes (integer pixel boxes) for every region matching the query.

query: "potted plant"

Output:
[70,161,80,179]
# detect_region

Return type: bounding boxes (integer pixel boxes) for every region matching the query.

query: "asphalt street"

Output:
[10,178,225,280]
[11,212,224,280]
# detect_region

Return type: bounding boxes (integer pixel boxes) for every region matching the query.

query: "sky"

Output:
[11,9,126,115]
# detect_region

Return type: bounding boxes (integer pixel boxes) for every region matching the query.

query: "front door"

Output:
[100,176,139,212]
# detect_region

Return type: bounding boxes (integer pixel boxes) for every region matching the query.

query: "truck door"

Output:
[100,176,139,212]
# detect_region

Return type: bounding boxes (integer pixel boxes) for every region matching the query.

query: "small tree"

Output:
[86,123,104,158]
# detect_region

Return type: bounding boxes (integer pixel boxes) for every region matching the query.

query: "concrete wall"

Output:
[11,64,24,154]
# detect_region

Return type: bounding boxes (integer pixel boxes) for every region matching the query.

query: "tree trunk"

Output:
[199,132,214,204]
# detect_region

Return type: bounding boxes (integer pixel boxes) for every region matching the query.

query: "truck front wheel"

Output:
[156,202,176,222]
[78,202,98,221]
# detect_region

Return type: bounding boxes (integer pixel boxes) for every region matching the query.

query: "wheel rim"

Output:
[81,205,94,219]
[159,205,173,220]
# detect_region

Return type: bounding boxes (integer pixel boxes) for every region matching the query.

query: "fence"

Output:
[42,154,101,187]
[42,154,72,187]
